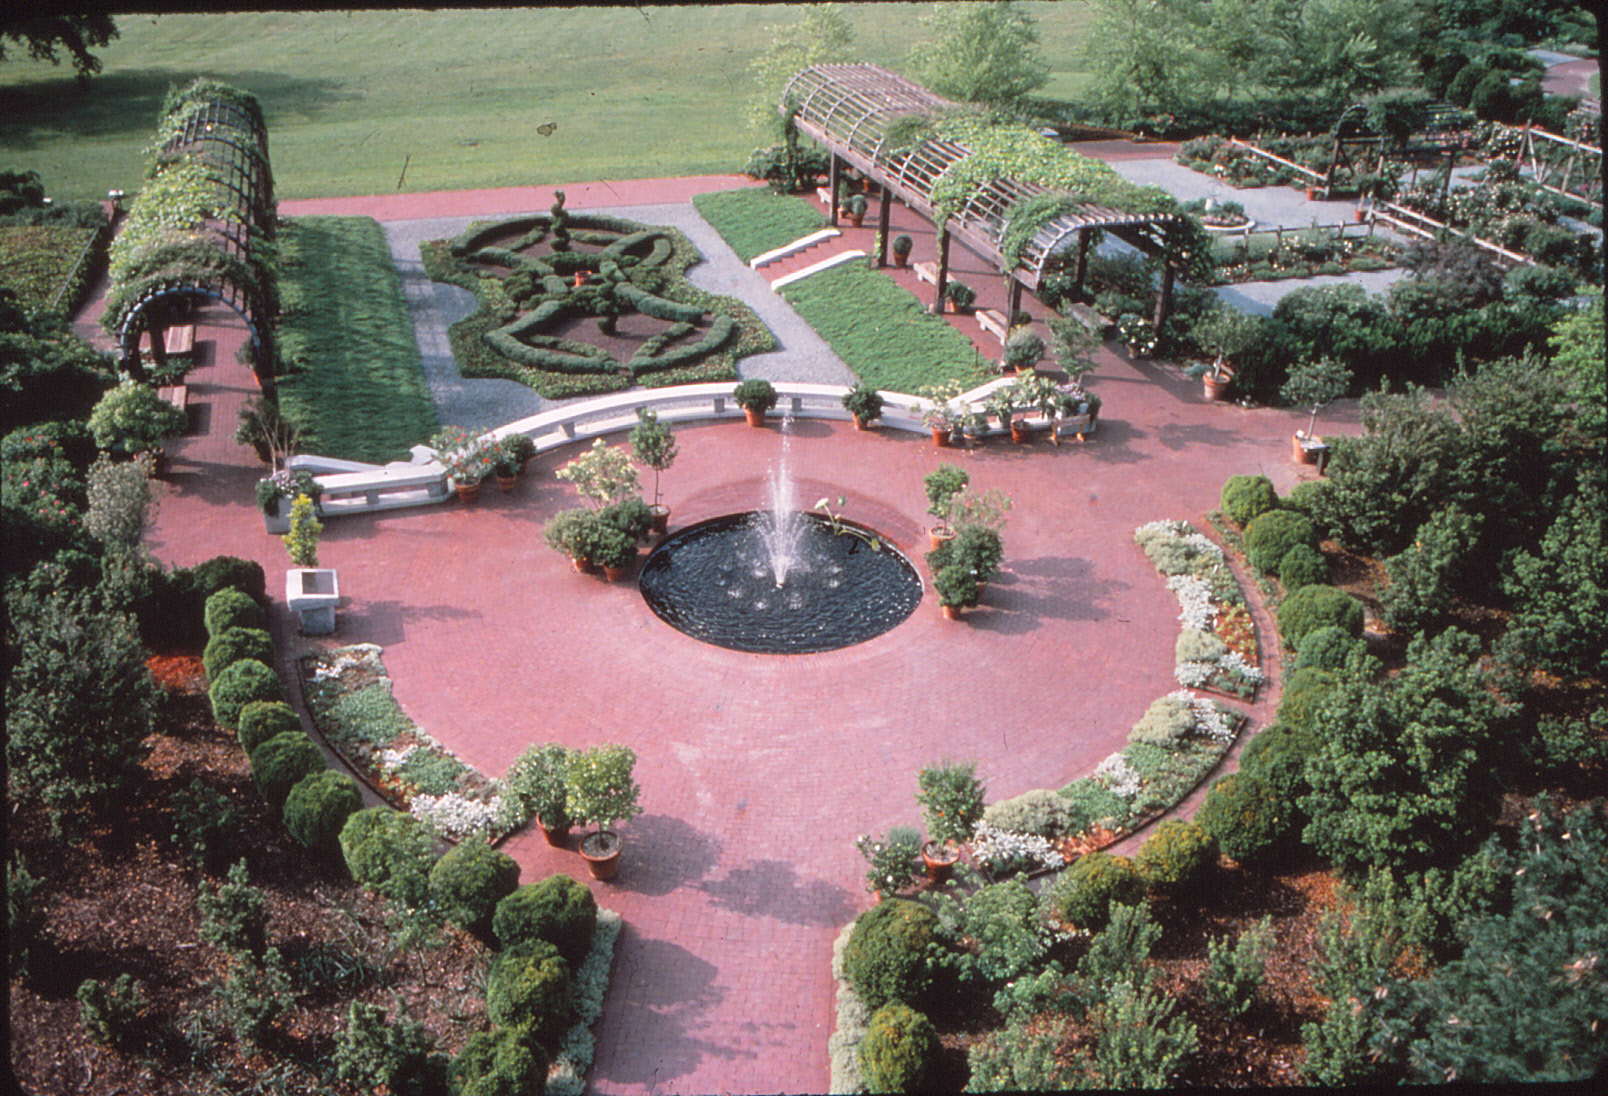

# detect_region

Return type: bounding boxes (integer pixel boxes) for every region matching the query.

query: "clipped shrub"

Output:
[493,874,598,967]
[1277,584,1364,647]
[1195,772,1291,862]
[236,700,301,755]
[486,939,572,1052]
[1135,819,1216,894]
[1049,851,1145,930]
[842,898,941,1011]
[859,1002,940,1094]
[333,1000,440,1093]
[1243,510,1318,576]
[1238,723,1318,810]
[981,788,1070,837]
[190,555,267,604]
[249,731,327,812]
[1129,694,1195,746]
[1278,542,1328,589]
[77,974,147,1049]
[449,1026,550,1096]
[204,586,266,638]
[282,770,362,853]
[1277,667,1341,732]
[209,658,283,732]
[169,777,241,874]
[202,626,274,683]
[340,807,437,904]
[429,840,520,933]
[1220,474,1278,528]
[1295,625,1367,672]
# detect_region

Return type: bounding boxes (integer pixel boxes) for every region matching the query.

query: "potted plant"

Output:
[544,507,604,572]
[846,193,868,228]
[508,743,573,844]
[592,523,637,581]
[982,386,1020,436]
[629,408,678,534]
[933,564,981,619]
[945,281,977,315]
[840,382,885,430]
[1193,307,1261,401]
[282,493,322,568]
[88,379,188,467]
[1115,313,1157,358]
[855,827,923,898]
[911,380,966,447]
[492,434,535,491]
[556,438,640,508]
[429,426,497,502]
[1001,329,1045,375]
[922,463,969,548]
[914,761,986,881]
[565,744,642,880]
[890,234,912,267]
[1280,357,1352,465]
[945,486,1011,537]
[256,468,322,533]
[928,525,1005,607]
[732,378,780,427]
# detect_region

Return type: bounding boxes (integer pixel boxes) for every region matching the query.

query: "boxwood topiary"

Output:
[236,700,302,756]
[1239,723,1319,810]
[204,586,266,638]
[486,939,572,1052]
[340,807,437,903]
[1135,818,1216,894]
[282,770,363,853]
[429,840,520,933]
[1277,667,1341,732]
[209,658,283,731]
[249,730,327,812]
[448,1025,549,1096]
[493,875,598,967]
[1049,851,1145,930]
[202,626,274,684]
[842,898,941,1011]
[1295,624,1367,672]
[1277,542,1328,589]
[1195,772,1291,862]
[859,1002,940,1094]
[1277,584,1363,647]
[1242,510,1318,575]
[1220,474,1279,528]
[190,556,267,604]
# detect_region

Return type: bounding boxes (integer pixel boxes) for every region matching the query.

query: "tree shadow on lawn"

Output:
[964,556,1127,635]
[693,858,856,927]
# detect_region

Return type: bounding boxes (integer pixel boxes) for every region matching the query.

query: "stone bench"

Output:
[1061,302,1113,339]
[976,309,1009,343]
[913,261,939,286]
[315,464,452,515]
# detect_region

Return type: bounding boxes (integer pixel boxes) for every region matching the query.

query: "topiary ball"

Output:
[448,1026,549,1096]
[429,840,521,933]
[1295,624,1367,672]
[282,769,362,853]
[1277,666,1341,732]
[1278,542,1328,589]
[1220,474,1279,528]
[1049,851,1145,930]
[1195,771,1291,862]
[204,586,266,638]
[842,898,941,1011]
[1135,818,1217,895]
[859,1002,940,1094]
[1278,584,1364,647]
[1239,723,1320,810]
[209,658,284,731]
[340,807,437,903]
[493,875,598,967]
[190,556,267,604]
[1243,510,1318,576]
[202,626,274,684]
[249,730,327,812]
[236,700,302,756]
[486,940,572,1052]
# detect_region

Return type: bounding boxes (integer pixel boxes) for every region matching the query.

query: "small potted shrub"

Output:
[1001,330,1045,375]
[629,408,678,533]
[910,380,966,447]
[914,761,986,880]
[732,378,779,427]
[933,564,981,619]
[555,438,639,508]
[1280,357,1352,465]
[855,826,923,898]
[565,744,643,880]
[846,193,868,227]
[492,434,534,491]
[591,521,638,582]
[840,382,885,430]
[922,463,969,547]
[945,281,976,315]
[429,426,497,502]
[890,234,913,267]
[507,743,574,844]
[544,507,604,572]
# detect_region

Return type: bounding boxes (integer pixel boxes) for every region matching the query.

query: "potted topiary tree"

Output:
[1280,357,1352,465]
[88,379,188,470]
[890,234,913,267]
[1194,307,1262,401]
[945,281,977,315]
[1001,329,1045,375]
[629,408,678,534]
[566,744,642,880]
[914,761,986,881]
[922,463,969,549]
[507,743,574,845]
[841,382,886,430]
[732,378,780,427]
[846,193,868,228]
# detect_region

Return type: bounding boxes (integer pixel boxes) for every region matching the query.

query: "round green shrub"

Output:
[340,807,437,901]
[202,626,274,684]
[980,788,1069,837]
[493,875,598,967]
[237,700,302,756]
[486,940,572,1052]
[859,1002,940,1094]
[1282,479,1333,523]
[282,770,362,853]
[429,840,521,933]
[449,1026,549,1096]
[1195,772,1291,862]
[1239,723,1319,809]
[1049,851,1145,930]
[1278,584,1363,647]
[842,899,941,1011]
[1243,510,1318,576]
[209,658,283,731]
[249,730,327,812]
[1220,474,1279,528]
[204,586,266,638]
[190,556,267,604]
[1277,667,1341,732]
[1295,625,1367,672]
[1135,819,1217,894]
[1277,542,1328,589]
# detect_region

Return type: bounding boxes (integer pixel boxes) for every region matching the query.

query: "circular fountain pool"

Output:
[638,512,923,654]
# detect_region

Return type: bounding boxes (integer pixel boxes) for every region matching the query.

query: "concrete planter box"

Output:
[286,568,339,635]
[264,508,291,534]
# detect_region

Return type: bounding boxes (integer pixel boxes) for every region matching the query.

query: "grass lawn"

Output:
[691,188,829,263]
[273,216,437,464]
[0,4,1097,201]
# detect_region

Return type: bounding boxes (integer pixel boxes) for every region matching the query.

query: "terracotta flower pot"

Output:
[580,831,623,880]
[929,527,956,552]
[538,819,570,847]
[941,603,963,621]
[1009,419,1032,444]
[455,480,481,503]
[744,408,767,427]
[496,473,517,493]
[1203,372,1232,401]
[893,253,908,267]
[921,841,959,883]
[572,556,598,574]
[603,563,630,582]
[649,504,671,535]
[931,427,951,448]
[852,413,871,431]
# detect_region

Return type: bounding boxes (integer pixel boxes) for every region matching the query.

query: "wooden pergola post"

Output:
[933,227,951,313]
[876,188,891,266]
[1153,264,1174,328]
[1073,229,1093,299]
[1006,275,1023,322]
[828,154,841,225]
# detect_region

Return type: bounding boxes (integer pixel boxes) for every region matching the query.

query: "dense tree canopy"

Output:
[907,1,1048,106]
[0,14,118,80]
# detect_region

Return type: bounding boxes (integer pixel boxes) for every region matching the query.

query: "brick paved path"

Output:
[137,171,1350,1095]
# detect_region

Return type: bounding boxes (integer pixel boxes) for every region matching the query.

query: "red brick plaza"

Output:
[138,173,1344,1095]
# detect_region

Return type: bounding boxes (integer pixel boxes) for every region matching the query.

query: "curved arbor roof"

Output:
[781,64,1192,316]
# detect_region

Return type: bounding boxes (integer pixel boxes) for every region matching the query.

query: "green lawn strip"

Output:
[0,225,103,314]
[691,189,828,263]
[780,262,992,392]
[274,216,437,463]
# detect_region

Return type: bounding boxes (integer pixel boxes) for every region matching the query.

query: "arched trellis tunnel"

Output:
[116,282,269,384]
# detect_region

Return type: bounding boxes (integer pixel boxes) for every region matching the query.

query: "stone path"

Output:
[141,163,1355,1095]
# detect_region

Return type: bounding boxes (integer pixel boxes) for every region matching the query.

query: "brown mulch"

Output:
[7,654,490,1096]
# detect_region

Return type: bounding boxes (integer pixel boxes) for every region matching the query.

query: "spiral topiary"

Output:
[493,875,598,967]
[859,1002,940,1093]
[429,840,520,933]
[1049,851,1145,930]
[842,899,941,1011]
[282,769,362,853]
[209,658,283,732]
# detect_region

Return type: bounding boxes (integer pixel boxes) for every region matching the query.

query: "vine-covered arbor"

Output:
[781,63,1196,324]
[105,83,276,380]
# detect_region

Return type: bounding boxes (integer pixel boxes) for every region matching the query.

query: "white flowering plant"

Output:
[969,822,1065,878]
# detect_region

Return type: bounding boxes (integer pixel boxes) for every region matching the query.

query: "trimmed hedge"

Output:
[859,1002,940,1094]
[429,840,520,933]
[204,587,266,638]
[493,875,598,967]
[486,940,572,1052]
[249,731,327,812]
[1277,667,1341,732]
[1238,723,1319,810]
[1220,474,1278,528]
[1195,772,1290,862]
[190,556,267,604]
[237,700,302,756]
[1049,851,1145,930]
[448,1026,549,1096]
[209,658,283,732]
[1277,542,1329,589]
[340,807,438,900]
[1243,510,1319,576]
[1135,819,1217,894]
[283,770,362,853]
[1277,584,1364,647]
[842,899,941,1012]
[1295,625,1367,672]
[202,626,274,684]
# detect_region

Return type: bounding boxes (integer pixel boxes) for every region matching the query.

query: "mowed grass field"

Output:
[0,4,1097,202]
